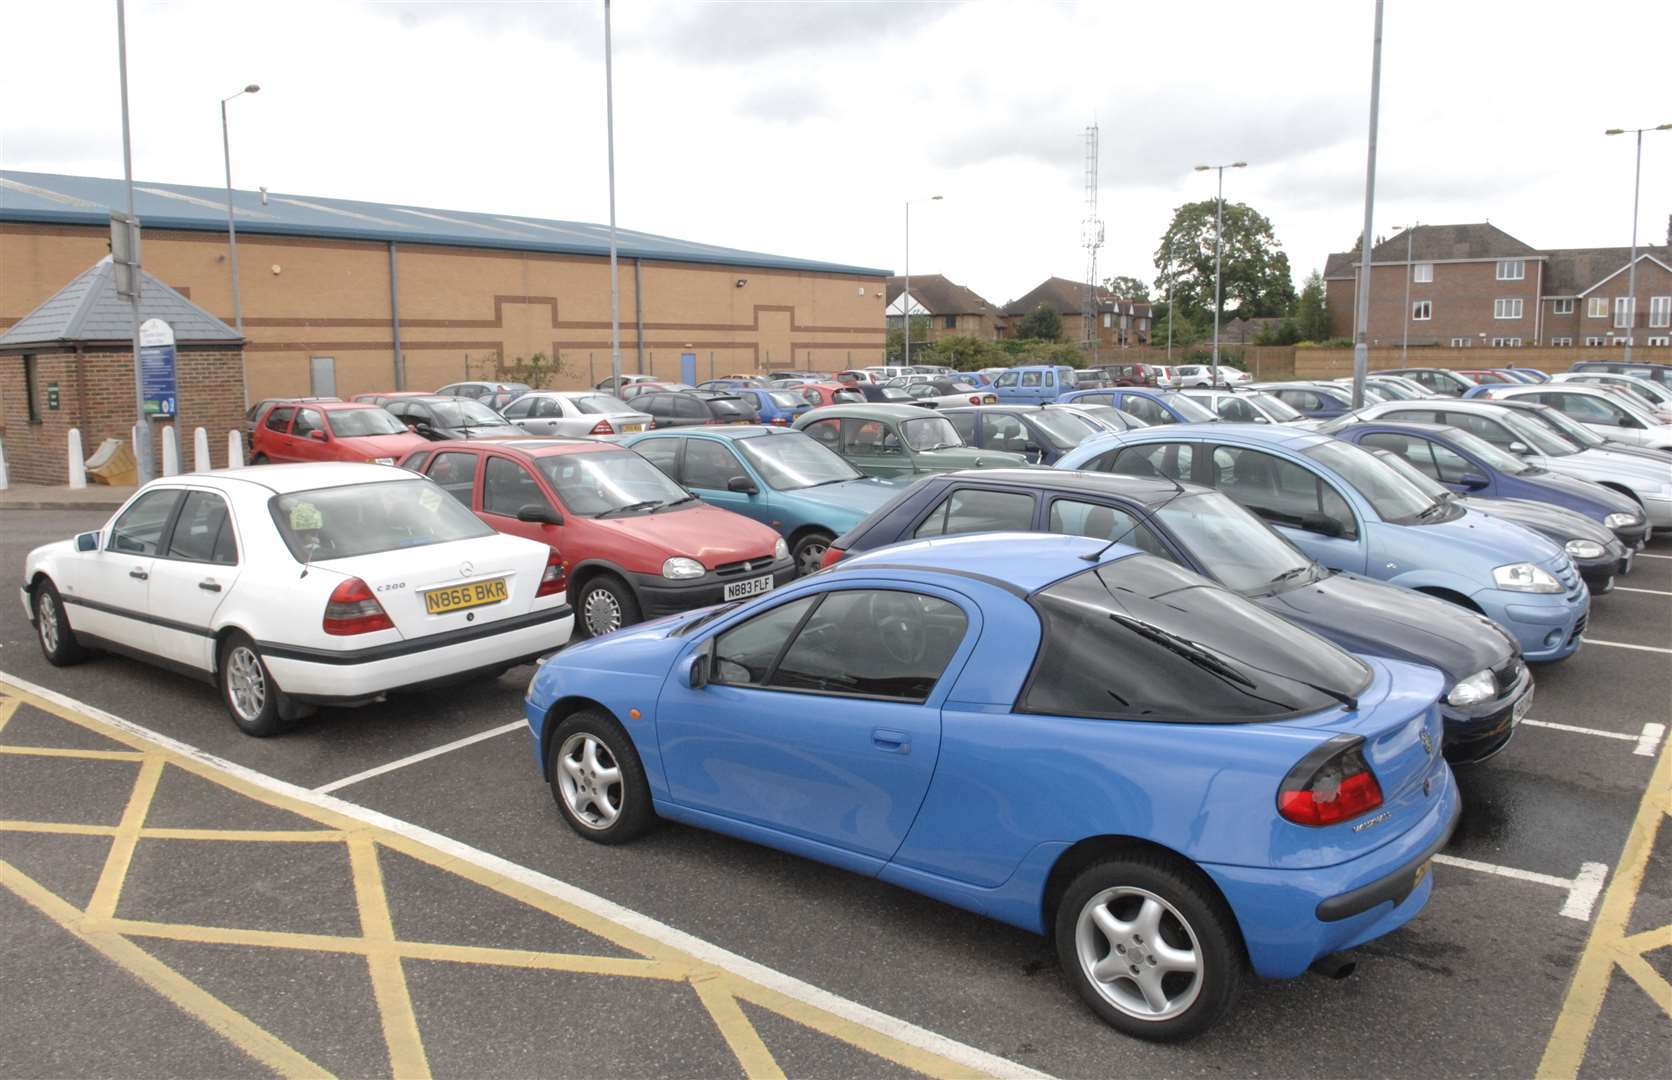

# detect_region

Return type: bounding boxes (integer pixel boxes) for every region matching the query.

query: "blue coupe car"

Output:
[1055,425,1590,662]
[622,426,899,575]
[523,533,1459,1041]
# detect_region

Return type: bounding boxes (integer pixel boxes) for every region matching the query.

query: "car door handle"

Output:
[198,580,222,592]
[128,568,148,580]
[872,729,910,753]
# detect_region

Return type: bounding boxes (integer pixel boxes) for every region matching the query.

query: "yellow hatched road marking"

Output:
[0,744,145,761]
[1537,729,1672,1078]
[348,833,432,1080]
[85,755,163,920]
[692,973,788,1080]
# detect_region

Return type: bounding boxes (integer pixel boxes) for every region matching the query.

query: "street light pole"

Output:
[221,83,259,409]
[604,0,621,392]
[1351,0,1386,409]
[1400,221,1417,365]
[1193,161,1246,387]
[1605,123,1671,364]
[115,0,151,484]
[901,195,942,369]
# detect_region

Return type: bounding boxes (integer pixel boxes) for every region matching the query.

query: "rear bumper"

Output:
[260,604,573,701]
[629,558,795,619]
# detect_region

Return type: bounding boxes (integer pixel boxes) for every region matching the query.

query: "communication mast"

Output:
[1080,124,1105,357]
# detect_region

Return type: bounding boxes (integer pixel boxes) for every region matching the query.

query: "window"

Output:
[1047,498,1166,557]
[1588,297,1609,319]
[1651,296,1671,328]
[1494,298,1524,319]
[944,410,977,442]
[1551,336,1573,347]
[1611,336,1634,347]
[1648,336,1671,346]
[426,452,478,505]
[1020,371,1042,387]
[501,395,537,419]
[106,490,184,555]
[1092,442,1193,482]
[165,491,238,564]
[943,314,957,329]
[483,456,550,517]
[979,412,1032,455]
[269,479,495,562]
[291,408,324,438]
[914,488,1035,538]
[1553,298,1575,315]
[1615,297,1636,328]
[1413,263,1433,283]
[401,450,431,473]
[633,437,681,480]
[1490,337,1522,347]
[1585,336,1605,347]
[1208,446,1357,538]
[802,418,841,450]
[1117,395,1169,425]
[1102,312,1112,328]
[22,355,41,423]
[682,439,743,489]
[1496,259,1525,281]
[1215,396,1257,422]
[994,372,1019,388]
[265,406,296,432]
[1451,337,1473,348]
[1412,300,1432,321]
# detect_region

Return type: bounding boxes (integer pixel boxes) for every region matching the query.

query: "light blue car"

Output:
[622,425,901,575]
[991,365,1078,405]
[1055,424,1590,662]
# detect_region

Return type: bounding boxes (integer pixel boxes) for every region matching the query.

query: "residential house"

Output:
[885,274,1002,343]
[1000,276,1153,350]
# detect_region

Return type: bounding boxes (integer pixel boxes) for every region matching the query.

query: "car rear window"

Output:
[268,479,493,561]
[707,396,754,418]
[1019,557,1369,723]
[834,388,866,403]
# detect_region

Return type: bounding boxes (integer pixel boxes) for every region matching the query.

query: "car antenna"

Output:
[299,540,317,579]
[1080,473,1187,562]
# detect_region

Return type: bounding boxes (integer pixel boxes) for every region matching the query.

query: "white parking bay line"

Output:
[1613,586,1671,596]
[1634,552,1672,560]
[314,720,526,794]
[1585,639,1672,655]
[1434,854,1609,921]
[1522,718,1668,757]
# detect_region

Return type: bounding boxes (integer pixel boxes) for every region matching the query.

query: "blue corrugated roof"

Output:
[0,171,889,277]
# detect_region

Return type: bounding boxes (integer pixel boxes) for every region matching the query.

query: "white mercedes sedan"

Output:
[22,463,574,735]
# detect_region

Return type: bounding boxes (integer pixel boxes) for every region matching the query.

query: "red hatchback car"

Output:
[798,382,867,407]
[250,401,430,465]
[398,438,792,638]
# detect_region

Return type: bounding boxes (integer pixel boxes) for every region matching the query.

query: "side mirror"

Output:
[1299,513,1344,538]
[1621,415,1645,430]
[307,429,327,441]
[1458,472,1490,491]
[682,647,711,689]
[1254,415,1270,423]
[75,531,100,552]
[414,422,434,437]
[1507,441,1531,455]
[726,475,759,494]
[516,504,564,526]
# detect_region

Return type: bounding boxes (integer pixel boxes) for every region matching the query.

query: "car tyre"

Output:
[1055,852,1245,1042]
[250,453,270,465]
[217,632,300,737]
[791,531,835,577]
[547,709,654,844]
[575,575,640,639]
[33,579,89,666]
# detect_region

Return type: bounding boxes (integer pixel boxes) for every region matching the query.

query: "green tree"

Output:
[1150,300,1203,350]
[1255,316,1301,346]
[1154,200,1298,320]
[925,335,1009,372]
[1102,274,1151,301]
[1294,270,1331,342]
[467,350,565,388]
[1014,304,1064,342]
[885,315,931,362]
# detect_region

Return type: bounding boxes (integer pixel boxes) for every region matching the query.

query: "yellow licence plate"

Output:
[622,422,646,432]
[424,578,508,615]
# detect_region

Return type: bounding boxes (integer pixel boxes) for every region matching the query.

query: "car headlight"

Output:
[369,456,396,466]
[1492,562,1563,593]
[1564,539,1606,560]
[774,537,789,561]
[1604,511,1641,529]
[661,557,705,580]
[1446,669,1497,708]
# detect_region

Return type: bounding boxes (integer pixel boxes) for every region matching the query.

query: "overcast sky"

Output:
[3,0,1668,306]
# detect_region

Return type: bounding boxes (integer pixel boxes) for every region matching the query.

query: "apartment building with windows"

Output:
[999,276,1153,349]
[1323,222,1672,349]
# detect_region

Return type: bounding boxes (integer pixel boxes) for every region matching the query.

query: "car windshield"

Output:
[1515,406,1600,449]
[1155,492,1315,594]
[767,391,803,409]
[1020,557,1369,723]
[572,395,636,415]
[326,408,408,437]
[1158,393,1216,422]
[1368,448,1452,500]
[834,388,866,403]
[1301,438,1437,521]
[737,431,862,489]
[901,416,963,451]
[430,399,512,427]
[535,450,687,516]
[1029,409,1101,449]
[1365,381,1416,400]
[1249,393,1304,420]
[877,387,911,401]
[1501,409,1584,454]
[1444,427,1533,474]
[269,479,493,561]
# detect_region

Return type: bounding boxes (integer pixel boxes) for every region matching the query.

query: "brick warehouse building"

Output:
[1323,222,1672,350]
[0,257,245,484]
[0,171,889,413]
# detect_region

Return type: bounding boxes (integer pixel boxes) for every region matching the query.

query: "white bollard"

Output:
[0,438,10,491]
[228,429,244,468]
[67,428,87,489]
[193,427,210,472]
[161,426,180,477]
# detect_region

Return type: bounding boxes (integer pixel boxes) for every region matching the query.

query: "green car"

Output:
[791,403,1030,479]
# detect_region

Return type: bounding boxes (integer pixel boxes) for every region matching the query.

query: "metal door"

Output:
[681,351,697,385]
[309,356,337,397]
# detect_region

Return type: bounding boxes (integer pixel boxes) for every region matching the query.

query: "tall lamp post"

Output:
[221,83,259,408]
[1398,221,1418,365]
[1604,123,1671,364]
[902,195,942,368]
[1194,161,1246,387]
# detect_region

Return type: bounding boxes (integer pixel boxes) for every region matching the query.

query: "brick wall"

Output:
[1290,344,1672,379]
[0,346,246,485]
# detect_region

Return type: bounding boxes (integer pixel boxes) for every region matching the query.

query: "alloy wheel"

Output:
[226,646,267,722]
[36,592,59,653]
[555,733,622,830]
[1075,886,1203,1022]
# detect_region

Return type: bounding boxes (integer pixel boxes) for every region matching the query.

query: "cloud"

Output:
[736,81,830,123]
[0,128,119,171]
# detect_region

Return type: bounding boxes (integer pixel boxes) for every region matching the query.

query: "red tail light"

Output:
[705,418,723,425]
[323,578,394,636]
[536,550,567,597]
[1277,736,1383,826]
[589,419,613,435]
[969,396,982,405]
[819,544,847,568]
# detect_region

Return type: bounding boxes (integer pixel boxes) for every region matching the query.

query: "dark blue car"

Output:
[1249,382,1354,420]
[828,469,1529,764]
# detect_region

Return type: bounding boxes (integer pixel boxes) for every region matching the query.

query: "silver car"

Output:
[500,391,654,436]
[1480,384,1672,451]
[1177,388,1307,424]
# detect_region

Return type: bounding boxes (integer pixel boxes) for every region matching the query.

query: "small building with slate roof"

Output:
[1001,277,1153,352]
[0,256,246,484]
[0,171,889,402]
[884,274,1003,342]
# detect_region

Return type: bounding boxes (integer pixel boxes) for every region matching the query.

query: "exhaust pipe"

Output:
[1309,952,1358,980]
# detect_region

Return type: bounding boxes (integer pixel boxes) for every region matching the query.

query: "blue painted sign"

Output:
[139,318,177,418]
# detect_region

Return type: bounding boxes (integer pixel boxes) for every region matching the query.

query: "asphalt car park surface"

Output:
[3,506,1669,1078]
